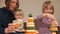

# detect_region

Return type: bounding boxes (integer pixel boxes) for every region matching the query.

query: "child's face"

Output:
[14,11,23,19]
[44,4,53,14]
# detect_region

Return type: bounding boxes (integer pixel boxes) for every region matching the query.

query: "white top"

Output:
[12,19,24,31]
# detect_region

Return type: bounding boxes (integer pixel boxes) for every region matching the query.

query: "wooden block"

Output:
[52,32,56,34]
[25,32,36,34]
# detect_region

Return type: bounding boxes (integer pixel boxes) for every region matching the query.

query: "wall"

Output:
[0,0,60,26]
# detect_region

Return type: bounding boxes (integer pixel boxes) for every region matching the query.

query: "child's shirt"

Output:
[12,19,24,31]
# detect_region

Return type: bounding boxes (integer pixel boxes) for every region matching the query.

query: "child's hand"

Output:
[51,21,58,26]
[43,13,55,20]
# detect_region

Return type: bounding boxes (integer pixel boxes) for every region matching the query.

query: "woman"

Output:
[0,0,19,34]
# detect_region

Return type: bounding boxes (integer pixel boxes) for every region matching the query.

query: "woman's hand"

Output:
[5,23,15,34]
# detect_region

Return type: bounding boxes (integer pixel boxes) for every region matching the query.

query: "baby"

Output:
[12,9,24,31]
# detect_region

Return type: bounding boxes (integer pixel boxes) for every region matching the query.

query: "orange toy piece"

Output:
[28,19,34,22]
[25,32,36,34]
[14,23,21,28]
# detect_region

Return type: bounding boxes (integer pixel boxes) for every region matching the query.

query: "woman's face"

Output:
[44,4,53,14]
[9,0,17,11]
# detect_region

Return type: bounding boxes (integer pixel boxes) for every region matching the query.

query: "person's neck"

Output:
[5,7,13,12]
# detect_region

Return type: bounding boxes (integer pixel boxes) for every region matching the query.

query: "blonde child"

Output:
[12,9,24,32]
[36,1,58,34]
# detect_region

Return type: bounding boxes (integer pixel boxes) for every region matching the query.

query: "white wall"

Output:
[0,0,60,26]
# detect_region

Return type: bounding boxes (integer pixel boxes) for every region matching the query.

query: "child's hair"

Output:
[42,1,54,14]
[14,9,24,17]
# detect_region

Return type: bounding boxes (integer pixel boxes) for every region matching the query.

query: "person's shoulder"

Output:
[12,20,17,23]
[0,7,6,15]
[0,7,6,12]
[0,7,5,10]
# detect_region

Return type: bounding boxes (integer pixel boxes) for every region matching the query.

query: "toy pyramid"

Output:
[25,13,37,34]
[50,21,58,34]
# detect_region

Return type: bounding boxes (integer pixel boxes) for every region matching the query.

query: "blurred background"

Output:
[0,0,60,26]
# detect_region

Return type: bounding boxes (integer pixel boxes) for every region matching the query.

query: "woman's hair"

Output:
[42,1,54,14]
[14,9,24,16]
[5,0,19,9]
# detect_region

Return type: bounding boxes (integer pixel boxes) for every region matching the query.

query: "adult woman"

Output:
[0,0,19,34]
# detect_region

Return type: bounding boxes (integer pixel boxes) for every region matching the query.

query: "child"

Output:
[12,9,25,32]
[36,1,58,34]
